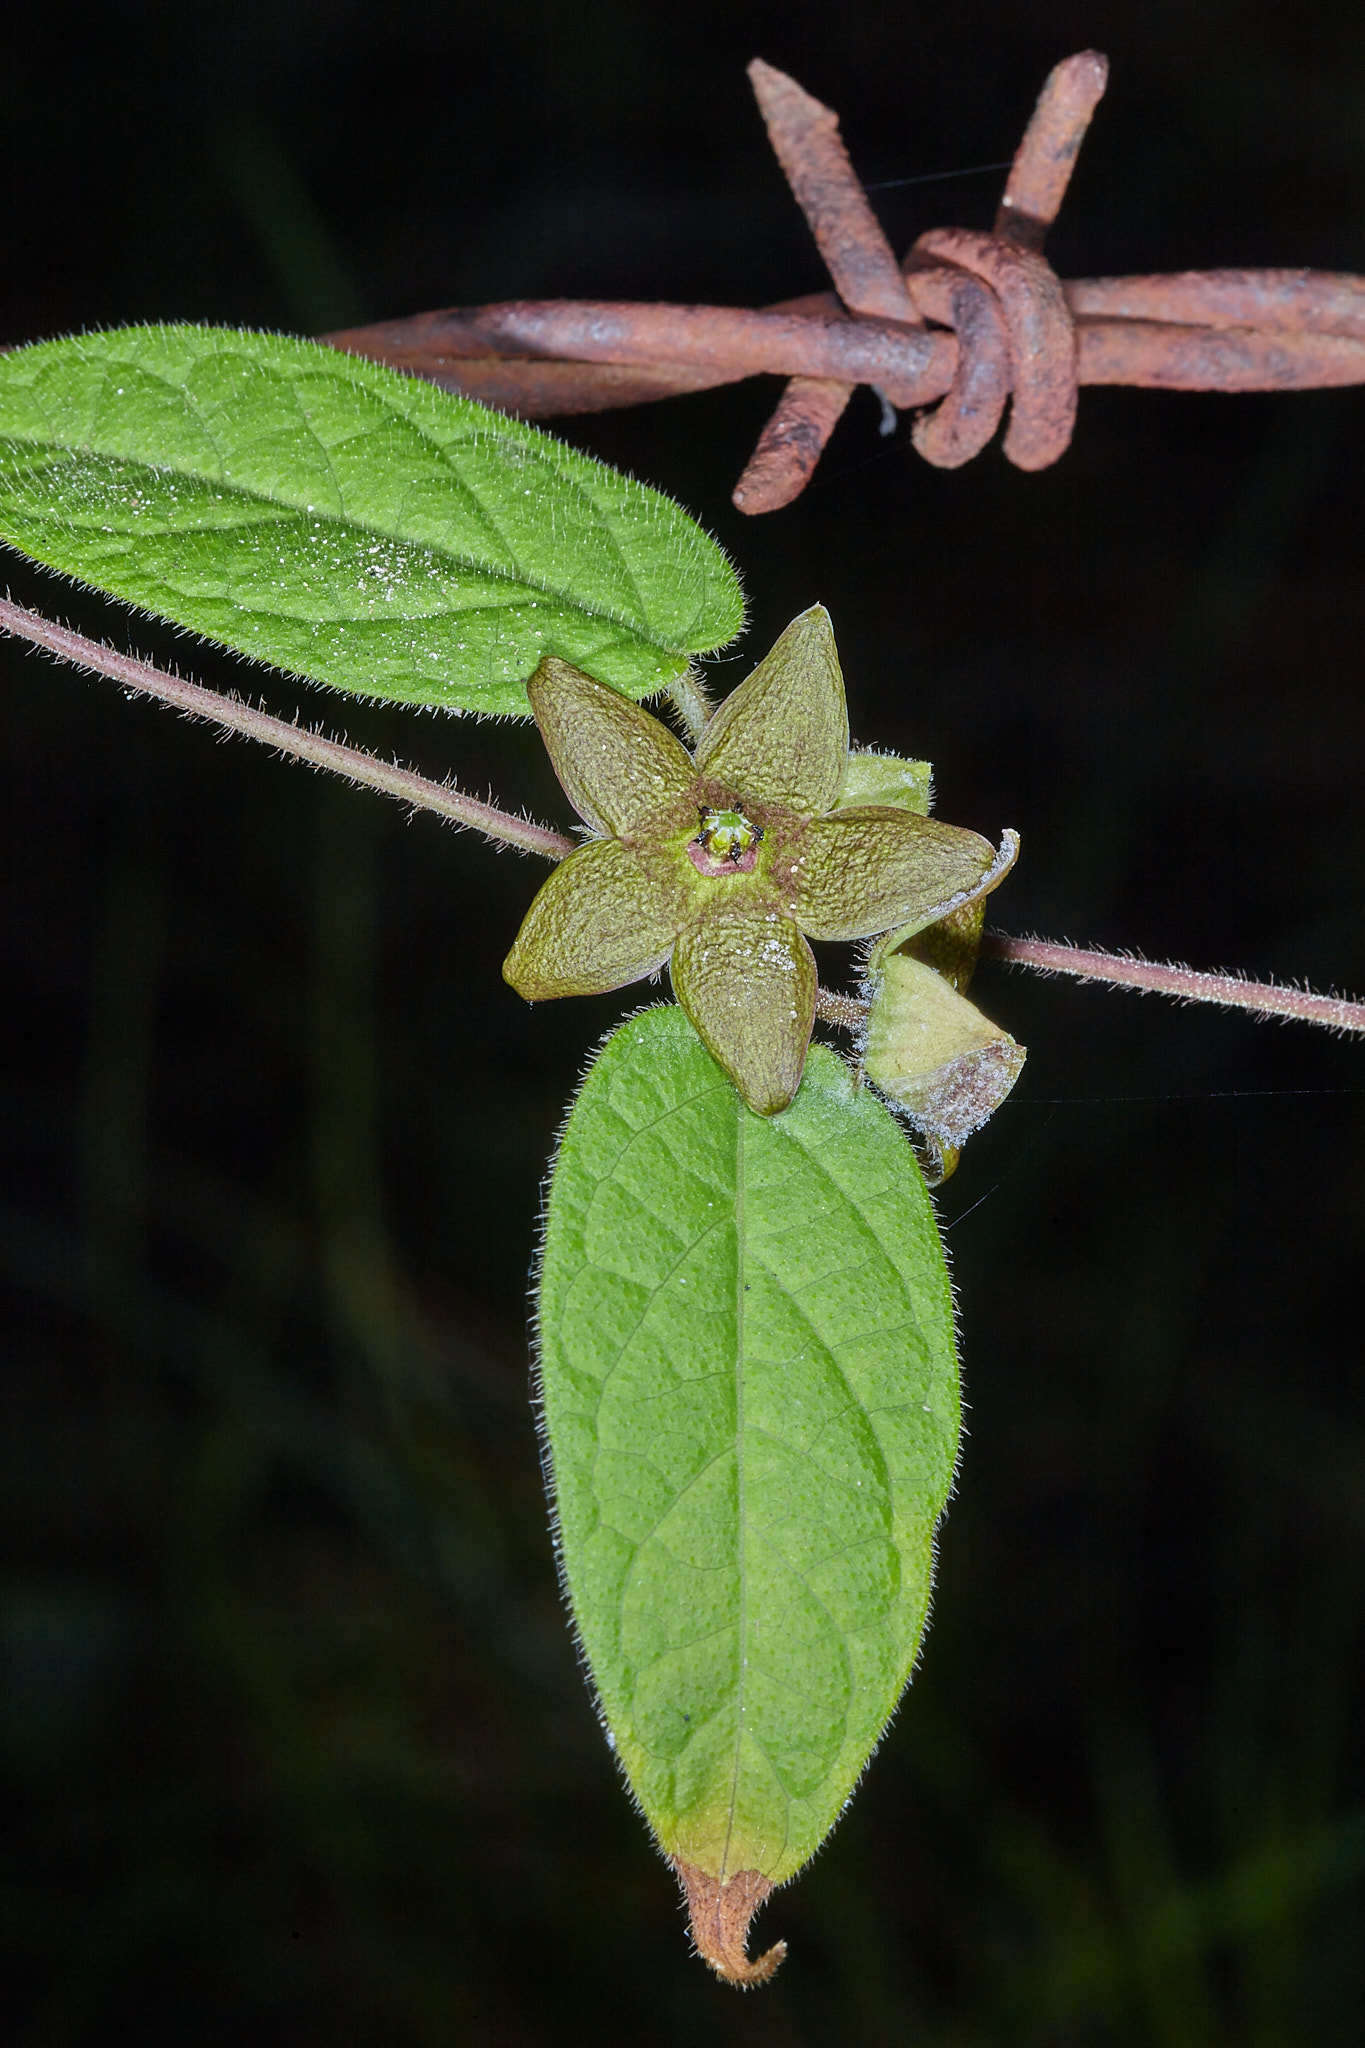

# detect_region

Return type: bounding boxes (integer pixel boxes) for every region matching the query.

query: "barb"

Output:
[324,51,1365,512]
[735,59,922,508]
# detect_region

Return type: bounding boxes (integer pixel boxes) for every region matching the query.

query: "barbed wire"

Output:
[323,51,1365,514]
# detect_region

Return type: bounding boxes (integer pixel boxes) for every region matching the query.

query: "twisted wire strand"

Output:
[323,51,1365,513]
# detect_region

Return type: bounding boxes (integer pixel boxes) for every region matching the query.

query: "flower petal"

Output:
[670,908,816,1115]
[694,605,848,817]
[527,656,698,835]
[503,837,683,999]
[792,809,1006,941]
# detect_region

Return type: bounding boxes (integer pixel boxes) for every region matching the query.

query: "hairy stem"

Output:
[665,666,713,744]
[0,595,576,859]
[8,592,1363,1041]
[981,930,1365,1036]
[815,987,869,1031]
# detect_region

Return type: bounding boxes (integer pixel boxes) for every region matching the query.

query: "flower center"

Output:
[688,806,763,877]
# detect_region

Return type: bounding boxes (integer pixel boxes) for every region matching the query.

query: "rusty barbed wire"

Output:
[324,51,1365,514]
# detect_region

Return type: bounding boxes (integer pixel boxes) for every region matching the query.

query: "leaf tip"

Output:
[673,1859,788,1988]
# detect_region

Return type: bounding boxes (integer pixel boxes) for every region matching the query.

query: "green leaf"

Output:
[0,325,743,715]
[537,1005,959,1904]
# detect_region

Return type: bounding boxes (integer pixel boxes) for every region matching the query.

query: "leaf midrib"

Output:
[0,438,686,654]
[720,1097,749,1882]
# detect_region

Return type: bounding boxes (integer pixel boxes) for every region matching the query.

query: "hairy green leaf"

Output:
[0,325,743,714]
[537,1005,959,1891]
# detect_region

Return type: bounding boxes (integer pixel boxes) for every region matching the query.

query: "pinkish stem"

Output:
[0,594,576,860]
[981,930,1365,1035]
[7,592,1362,1041]
[814,987,869,1032]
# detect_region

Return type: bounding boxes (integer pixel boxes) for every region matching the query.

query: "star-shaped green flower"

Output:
[504,606,1015,1114]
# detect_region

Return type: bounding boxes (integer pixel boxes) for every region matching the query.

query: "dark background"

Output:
[3,2,1363,2041]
